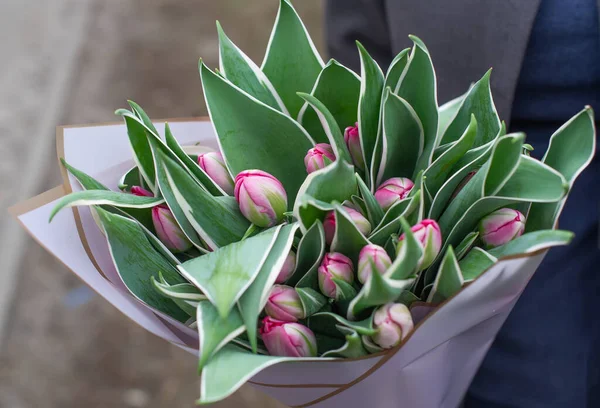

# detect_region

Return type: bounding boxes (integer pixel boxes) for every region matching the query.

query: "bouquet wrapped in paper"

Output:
[11,1,596,407]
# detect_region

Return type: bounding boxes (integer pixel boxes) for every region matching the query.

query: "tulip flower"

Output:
[304,143,336,174]
[479,208,525,248]
[323,207,372,246]
[131,186,193,253]
[234,170,287,228]
[370,303,414,349]
[260,317,317,357]
[152,206,193,253]
[275,250,296,284]
[398,219,442,270]
[131,185,154,197]
[374,177,415,211]
[318,252,354,299]
[264,285,305,322]
[197,151,235,195]
[343,123,365,170]
[357,244,392,284]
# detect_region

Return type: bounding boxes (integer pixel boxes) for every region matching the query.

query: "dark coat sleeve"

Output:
[324,0,394,73]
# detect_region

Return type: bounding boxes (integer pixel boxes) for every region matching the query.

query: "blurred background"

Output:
[0,1,323,407]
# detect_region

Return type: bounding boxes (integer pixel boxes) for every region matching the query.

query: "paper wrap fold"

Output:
[10,120,547,408]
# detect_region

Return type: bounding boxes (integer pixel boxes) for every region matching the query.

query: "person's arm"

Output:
[325,0,394,72]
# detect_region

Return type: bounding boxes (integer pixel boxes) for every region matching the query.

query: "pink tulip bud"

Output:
[131,185,154,197]
[264,285,305,322]
[197,151,235,195]
[479,208,525,248]
[260,317,317,357]
[323,207,372,246]
[370,303,414,349]
[374,177,415,211]
[275,250,296,284]
[318,252,355,299]
[234,170,288,228]
[398,219,442,270]
[152,206,193,253]
[357,244,392,284]
[343,123,365,170]
[304,143,336,174]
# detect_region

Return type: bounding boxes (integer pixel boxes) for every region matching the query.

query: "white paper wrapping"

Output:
[11,120,548,408]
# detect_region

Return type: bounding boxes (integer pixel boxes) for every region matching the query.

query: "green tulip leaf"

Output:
[197,300,245,370]
[150,137,250,249]
[350,195,368,216]
[60,160,185,262]
[261,0,324,117]
[297,59,361,143]
[384,48,410,94]
[118,110,157,193]
[356,174,384,229]
[424,114,477,197]
[369,191,421,247]
[118,164,149,192]
[297,92,352,163]
[293,159,357,229]
[386,217,424,280]
[152,277,207,302]
[428,246,463,303]
[369,48,410,184]
[458,247,497,282]
[487,229,574,258]
[295,195,335,232]
[357,41,385,178]
[375,89,424,185]
[396,290,421,307]
[348,269,415,320]
[117,111,209,249]
[527,107,596,231]
[349,218,419,318]
[395,36,439,174]
[331,204,371,264]
[200,61,314,206]
[455,231,479,260]
[287,220,325,286]
[309,311,376,336]
[61,158,108,191]
[216,21,286,112]
[164,123,225,196]
[49,190,163,222]
[296,287,328,317]
[437,89,468,138]
[178,226,281,318]
[321,326,368,358]
[128,100,160,137]
[331,278,358,301]
[95,208,188,323]
[428,137,496,220]
[440,69,500,148]
[198,345,324,405]
[238,223,298,352]
[438,133,525,236]
[430,155,567,284]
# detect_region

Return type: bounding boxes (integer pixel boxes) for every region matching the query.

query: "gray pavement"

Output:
[0,1,324,406]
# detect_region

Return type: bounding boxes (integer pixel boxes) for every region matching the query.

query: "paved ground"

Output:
[0,1,323,407]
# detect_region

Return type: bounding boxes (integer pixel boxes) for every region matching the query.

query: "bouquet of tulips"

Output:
[14,0,595,407]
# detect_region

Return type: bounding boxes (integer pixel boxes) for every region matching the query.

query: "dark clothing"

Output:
[326,0,600,406]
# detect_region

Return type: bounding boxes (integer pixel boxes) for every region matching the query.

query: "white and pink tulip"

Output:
[479,208,525,248]
[234,169,287,228]
[260,316,317,357]
[197,151,235,195]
